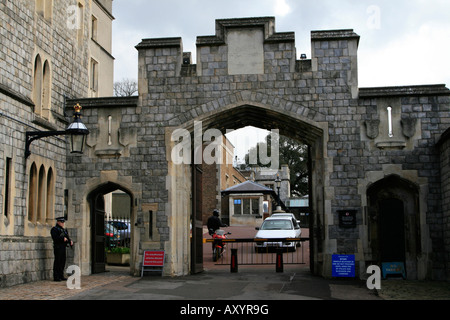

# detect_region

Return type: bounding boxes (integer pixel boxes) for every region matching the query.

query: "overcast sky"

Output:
[112,0,450,87]
[111,0,450,161]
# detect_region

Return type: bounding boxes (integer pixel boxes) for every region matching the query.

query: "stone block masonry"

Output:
[0,237,53,288]
[0,0,110,287]
[65,17,450,280]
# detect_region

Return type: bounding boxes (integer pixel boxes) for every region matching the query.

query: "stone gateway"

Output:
[66,17,449,280]
[1,14,450,286]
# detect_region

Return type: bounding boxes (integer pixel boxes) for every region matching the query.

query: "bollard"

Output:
[276,248,283,273]
[230,248,238,273]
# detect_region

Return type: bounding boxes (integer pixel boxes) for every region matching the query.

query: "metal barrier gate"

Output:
[205,238,309,266]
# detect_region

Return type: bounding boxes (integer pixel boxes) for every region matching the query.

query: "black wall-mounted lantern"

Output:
[275,174,282,206]
[25,104,89,158]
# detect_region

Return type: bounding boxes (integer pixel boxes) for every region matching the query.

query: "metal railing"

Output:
[205,237,309,266]
[105,217,131,249]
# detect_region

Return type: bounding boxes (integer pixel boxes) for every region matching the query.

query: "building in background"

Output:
[221,180,278,227]
[88,0,115,97]
[201,135,246,224]
[221,165,291,226]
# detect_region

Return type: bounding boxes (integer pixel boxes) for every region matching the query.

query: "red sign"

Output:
[143,251,165,267]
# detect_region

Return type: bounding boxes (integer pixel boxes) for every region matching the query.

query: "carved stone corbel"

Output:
[364,120,380,139]
[401,118,417,139]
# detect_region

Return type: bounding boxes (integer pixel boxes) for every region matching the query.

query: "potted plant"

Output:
[106,247,130,265]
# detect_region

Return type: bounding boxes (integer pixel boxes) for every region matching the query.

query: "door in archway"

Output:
[175,103,324,275]
[191,164,203,274]
[379,198,405,263]
[91,194,106,274]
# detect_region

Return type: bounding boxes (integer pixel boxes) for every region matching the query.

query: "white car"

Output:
[254,216,302,252]
[271,213,301,228]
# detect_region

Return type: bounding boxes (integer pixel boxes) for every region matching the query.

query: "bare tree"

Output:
[113,78,138,97]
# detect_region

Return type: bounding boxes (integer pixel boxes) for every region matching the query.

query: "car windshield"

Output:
[260,219,293,230]
[110,221,128,230]
[106,225,118,233]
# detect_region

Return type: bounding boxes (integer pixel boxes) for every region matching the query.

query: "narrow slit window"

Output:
[387,106,394,138]
[91,15,98,41]
[90,59,99,93]
[108,115,112,145]
[4,158,12,217]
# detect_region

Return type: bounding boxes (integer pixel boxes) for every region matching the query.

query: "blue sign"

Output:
[332,255,355,277]
[381,262,406,279]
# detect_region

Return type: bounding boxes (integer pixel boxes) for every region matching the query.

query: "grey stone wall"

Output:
[131,18,450,278]
[0,0,94,287]
[0,237,53,288]
[438,128,450,280]
[0,0,91,106]
[358,89,450,278]
[4,14,448,281]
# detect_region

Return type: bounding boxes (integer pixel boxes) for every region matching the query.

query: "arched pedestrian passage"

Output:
[87,182,134,274]
[367,175,422,279]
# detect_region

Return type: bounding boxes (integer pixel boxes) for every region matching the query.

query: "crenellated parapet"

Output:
[136,17,358,79]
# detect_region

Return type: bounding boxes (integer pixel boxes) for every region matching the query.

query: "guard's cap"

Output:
[55,217,66,222]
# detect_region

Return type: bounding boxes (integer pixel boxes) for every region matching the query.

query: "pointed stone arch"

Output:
[86,181,135,274]
[165,98,330,276]
[366,174,425,279]
[170,93,326,145]
[169,91,326,142]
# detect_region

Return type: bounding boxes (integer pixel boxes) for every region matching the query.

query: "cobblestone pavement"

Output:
[0,270,135,300]
[376,279,450,300]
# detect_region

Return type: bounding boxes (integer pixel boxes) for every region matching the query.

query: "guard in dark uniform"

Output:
[50,217,73,281]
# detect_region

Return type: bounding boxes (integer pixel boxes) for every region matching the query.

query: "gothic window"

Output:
[37,165,45,223]
[33,55,52,118]
[27,162,55,224]
[28,163,38,222]
[46,168,55,222]
[42,60,51,118]
[33,55,43,115]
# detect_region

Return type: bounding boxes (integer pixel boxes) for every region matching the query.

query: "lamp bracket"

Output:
[25,130,66,159]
